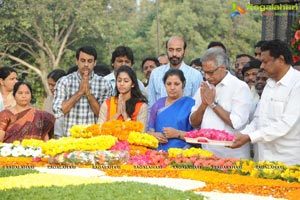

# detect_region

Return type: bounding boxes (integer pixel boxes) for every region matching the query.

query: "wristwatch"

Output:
[209,101,218,109]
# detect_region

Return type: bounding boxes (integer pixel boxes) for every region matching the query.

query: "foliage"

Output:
[0,0,262,108]
[0,182,204,200]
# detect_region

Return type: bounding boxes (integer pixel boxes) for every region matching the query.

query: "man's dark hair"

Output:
[242,59,262,76]
[76,46,97,60]
[207,41,227,52]
[236,54,255,60]
[261,39,293,65]
[190,58,202,67]
[141,57,160,70]
[254,40,267,48]
[111,46,134,65]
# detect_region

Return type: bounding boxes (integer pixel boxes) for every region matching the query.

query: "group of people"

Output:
[0,35,300,166]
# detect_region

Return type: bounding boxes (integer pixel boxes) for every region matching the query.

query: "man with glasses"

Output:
[234,54,255,80]
[189,47,253,159]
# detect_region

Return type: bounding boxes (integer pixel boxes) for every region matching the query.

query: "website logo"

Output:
[231,2,246,19]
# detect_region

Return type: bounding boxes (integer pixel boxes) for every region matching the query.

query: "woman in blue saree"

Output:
[148,69,195,151]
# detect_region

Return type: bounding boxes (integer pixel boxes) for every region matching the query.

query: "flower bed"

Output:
[1,123,300,199]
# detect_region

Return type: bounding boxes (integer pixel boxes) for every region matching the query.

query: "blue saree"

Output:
[148,96,195,151]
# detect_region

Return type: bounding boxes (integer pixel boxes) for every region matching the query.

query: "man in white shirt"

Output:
[104,46,146,96]
[189,47,253,159]
[230,40,300,166]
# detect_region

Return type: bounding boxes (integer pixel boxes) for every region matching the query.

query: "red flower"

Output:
[295,30,300,41]
[292,38,296,46]
[293,56,300,63]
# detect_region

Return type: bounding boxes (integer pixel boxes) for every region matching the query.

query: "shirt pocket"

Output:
[268,97,286,118]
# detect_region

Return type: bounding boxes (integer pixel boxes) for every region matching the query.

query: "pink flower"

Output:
[295,30,300,41]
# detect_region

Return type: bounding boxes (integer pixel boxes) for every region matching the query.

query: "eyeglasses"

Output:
[201,67,221,76]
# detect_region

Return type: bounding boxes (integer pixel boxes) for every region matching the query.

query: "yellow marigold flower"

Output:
[70,125,92,138]
[22,136,117,156]
[250,168,259,177]
[168,148,213,158]
[127,131,158,148]
[12,141,20,146]
[241,160,255,174]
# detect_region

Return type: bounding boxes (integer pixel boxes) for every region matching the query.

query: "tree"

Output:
[0,0,262,107]
[0,0,105,97]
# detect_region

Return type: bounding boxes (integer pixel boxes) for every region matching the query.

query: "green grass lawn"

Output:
[0,168,204,200]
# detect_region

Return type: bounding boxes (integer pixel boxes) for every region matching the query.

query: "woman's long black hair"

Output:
[115,65,148,118]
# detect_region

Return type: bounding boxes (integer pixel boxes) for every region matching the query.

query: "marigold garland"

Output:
[21,136,117,156]
[100,120,144,141]
[69,125,93,138]
[127,131,158,148]
[85,124,102,136]
[168,148,213,158]
[129,145,149,156]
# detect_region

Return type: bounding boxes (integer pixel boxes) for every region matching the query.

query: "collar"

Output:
[267,66,293,87]
[216,71,231,87]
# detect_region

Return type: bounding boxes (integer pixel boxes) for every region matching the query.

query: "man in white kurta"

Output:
[190,48,253,159]
[231,40,300,166]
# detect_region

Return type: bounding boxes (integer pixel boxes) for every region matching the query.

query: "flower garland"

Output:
[21,136,117,156]
[49,150,129,165]
[0,142,42,158]
[129,145,150,156]
[168,148,214,158]
[100,120,144,141]
[69,125,93,138]
[70,121,144,140]
[127,131,158,148]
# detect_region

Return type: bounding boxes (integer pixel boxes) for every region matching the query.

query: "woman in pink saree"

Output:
[0,81,55,143]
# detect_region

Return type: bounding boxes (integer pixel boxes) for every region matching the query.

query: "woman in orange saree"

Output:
[98,66,148,129]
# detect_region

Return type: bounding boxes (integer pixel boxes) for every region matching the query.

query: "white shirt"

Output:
[190,72,253,159]
[241,67,300,166]
[0,93,4,111]
[104,72,147,97]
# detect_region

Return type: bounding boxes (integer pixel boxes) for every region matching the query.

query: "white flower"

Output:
[11,145,25,157]
[0,146,12,157]
[32,148,43,157]
[1,143,13,148]
[24,148,34,157]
